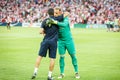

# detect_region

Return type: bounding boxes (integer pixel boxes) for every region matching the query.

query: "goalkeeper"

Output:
[49,8,80,79]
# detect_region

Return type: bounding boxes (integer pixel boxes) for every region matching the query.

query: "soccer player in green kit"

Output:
[50,7,80,79]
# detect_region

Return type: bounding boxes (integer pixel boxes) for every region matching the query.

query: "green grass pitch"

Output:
[0,27,120,80]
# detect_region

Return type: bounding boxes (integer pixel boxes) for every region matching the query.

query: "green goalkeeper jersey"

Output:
[57,17,72,41]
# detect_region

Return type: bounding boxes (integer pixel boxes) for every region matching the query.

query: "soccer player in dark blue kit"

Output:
[31,8,64,80]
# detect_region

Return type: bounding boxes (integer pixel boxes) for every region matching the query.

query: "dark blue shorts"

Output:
[38,40,57,59]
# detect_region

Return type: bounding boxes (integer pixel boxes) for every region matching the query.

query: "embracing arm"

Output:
[54,12,69,21]
[57,17,69,27]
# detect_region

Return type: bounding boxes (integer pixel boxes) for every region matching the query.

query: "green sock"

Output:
[59,56,65,74]
[70,54,78,73]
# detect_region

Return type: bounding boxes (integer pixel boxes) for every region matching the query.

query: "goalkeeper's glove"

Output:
[46,18,52,27]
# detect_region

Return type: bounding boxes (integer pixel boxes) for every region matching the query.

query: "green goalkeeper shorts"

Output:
[58,39,76,55]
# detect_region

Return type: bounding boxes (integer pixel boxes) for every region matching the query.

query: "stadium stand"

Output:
[0,0,120,28]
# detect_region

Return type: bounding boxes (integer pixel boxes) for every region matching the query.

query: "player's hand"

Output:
[39,28,45,34]
[46,18,51,25]
[46,18,52,27]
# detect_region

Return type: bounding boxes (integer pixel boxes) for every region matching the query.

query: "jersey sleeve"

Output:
[57,17,69,27]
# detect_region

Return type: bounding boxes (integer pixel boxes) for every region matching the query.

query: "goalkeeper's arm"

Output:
[49,17,69,27]
[57,17,69,27]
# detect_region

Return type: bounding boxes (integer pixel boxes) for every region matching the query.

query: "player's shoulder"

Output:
[42,18,50,24]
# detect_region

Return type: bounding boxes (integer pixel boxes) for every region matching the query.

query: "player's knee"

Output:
[60,54,65,58]
[60,55,65,61]
[59,55,65,66]
[50,58,55,63]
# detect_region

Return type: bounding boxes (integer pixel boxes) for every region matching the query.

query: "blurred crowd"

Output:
[0,0,120,25]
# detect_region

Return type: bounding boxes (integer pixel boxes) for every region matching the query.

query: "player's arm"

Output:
[39,19,46,35]
[48,17,69,27]
[57,17,69,27]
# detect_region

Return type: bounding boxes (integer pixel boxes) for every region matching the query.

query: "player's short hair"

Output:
[48,8,54,16]
[66,7,71,12]
[54,7,62,11]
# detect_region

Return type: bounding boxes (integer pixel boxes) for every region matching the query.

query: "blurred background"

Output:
[0,0,120,31]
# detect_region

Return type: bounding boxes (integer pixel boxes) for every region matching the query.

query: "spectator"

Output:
[0,0,120,27]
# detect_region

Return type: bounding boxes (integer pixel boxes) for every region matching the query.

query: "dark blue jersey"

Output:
[41,15,63,41]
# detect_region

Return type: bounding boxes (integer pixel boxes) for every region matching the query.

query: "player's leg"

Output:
[7,23,9,29]
[31,56,43,79]
[47,58,55,80]
[58,41,66,79]
[58,54,65,79]
[110,24,114,31]
[49,58,55,74]
[31,41,48,79]
[118,25,120,32]
[48,41,57,80]
[70,54,78,73]
[66,40,80,79]
[116,25,119,32]
[8,22,10,29]
[107,24,110,32]
[7,22,10,29]
[69,54,80,79]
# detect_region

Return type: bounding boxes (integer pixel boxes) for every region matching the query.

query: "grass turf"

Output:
[0,27,120,80]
